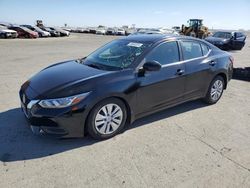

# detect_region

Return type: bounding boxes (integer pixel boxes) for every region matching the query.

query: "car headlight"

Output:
[38,92,90,108]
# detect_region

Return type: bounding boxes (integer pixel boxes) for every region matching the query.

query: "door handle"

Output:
[209,61,216,66]
[176,69,185,76]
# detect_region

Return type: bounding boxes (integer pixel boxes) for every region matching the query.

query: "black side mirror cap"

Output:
[143,61,162,72]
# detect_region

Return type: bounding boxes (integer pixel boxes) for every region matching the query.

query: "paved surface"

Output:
[0,33,250,188]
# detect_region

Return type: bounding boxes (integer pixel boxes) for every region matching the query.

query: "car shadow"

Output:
[233,67,250,82]
[0,100,207,162]
[227,50,240,53]
[0,108,98,162]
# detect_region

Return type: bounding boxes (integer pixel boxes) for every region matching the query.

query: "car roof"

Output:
[123,34,203,43]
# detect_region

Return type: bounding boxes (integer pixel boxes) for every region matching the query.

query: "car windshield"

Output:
[0,26,7,29]
[84,40,151,70]
[33,26,43,32]
[20,26,32,32]
[45,27,52,31]
[213,32,232,39]
[55,27,64,32]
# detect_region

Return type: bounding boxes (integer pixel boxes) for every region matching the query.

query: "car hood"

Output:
[26,60,108,96]
[0,29,17,33]
[205,36,229,43]
[41,30,50,35]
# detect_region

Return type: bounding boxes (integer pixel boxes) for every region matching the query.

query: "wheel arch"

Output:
[216,72,228,89]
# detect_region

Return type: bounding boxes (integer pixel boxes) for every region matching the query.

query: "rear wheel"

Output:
[87,98,127,140]
[203,76,224,104]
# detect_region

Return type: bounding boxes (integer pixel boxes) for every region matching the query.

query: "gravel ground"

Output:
[0,33,250,188]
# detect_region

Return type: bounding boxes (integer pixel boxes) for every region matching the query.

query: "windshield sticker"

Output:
[127,42,143,48]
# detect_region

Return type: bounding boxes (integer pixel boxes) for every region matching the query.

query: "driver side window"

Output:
[145,41,180,65]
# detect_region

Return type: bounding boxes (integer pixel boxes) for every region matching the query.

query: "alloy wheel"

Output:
[210,80,223,101]
[94,103,123,135]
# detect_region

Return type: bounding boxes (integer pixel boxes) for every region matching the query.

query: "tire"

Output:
[203,76,224,104]
[87,98,127,140]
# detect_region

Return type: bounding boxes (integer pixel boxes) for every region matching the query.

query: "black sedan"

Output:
[205,31,246,50]
[20,34,233,139]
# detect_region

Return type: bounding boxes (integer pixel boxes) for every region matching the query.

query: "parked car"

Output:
[41,27,60,37]
[125,28,137,35]
[82,28,90,33]
[133,28,179,35]
[116,28,126,35]
[49,27,70,36]
[74,27,89,33]
[8,26,38,38]
[21,25,50,37]
[205,31,246,50]
[19,34,233,139]
[172,26,181,33]
[0,25,18,38]
[161,28,180,35]
[96,28,106,35]
[89,27,97,34]
[131,28,163,35]
[106,27,116,35]
[61,28,72,32]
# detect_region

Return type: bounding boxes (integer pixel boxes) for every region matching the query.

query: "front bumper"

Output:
[20,90,88,138]
[5,32,17,38]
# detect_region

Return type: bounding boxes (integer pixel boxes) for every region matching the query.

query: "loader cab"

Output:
[188,19,203,28]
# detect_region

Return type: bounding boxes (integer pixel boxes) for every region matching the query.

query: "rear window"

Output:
[181,41,203,60]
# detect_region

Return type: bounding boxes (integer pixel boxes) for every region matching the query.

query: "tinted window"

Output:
[213,32,232,39]
[146,41,179,65]
[201,43,209,55]
[236,32,243,38]
[181,41,202,60]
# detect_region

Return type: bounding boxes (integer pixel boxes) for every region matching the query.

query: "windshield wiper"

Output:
[86,63,104,70]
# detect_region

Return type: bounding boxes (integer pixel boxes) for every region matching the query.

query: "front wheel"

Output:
[87,98,127,140]
[203,76,224,104]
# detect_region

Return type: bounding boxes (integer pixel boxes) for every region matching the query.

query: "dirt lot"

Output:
[0,33,250,188]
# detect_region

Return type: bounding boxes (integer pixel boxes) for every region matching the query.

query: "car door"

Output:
[136,41,185,115]
[232,32,246,50]
[180,40,212,100]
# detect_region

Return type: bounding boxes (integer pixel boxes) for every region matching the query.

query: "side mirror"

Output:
[143,61,162,72]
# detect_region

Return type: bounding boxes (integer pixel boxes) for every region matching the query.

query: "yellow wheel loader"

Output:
[180,19,210,39]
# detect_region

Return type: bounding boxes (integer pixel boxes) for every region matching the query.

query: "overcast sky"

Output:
[0,0,250,30]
